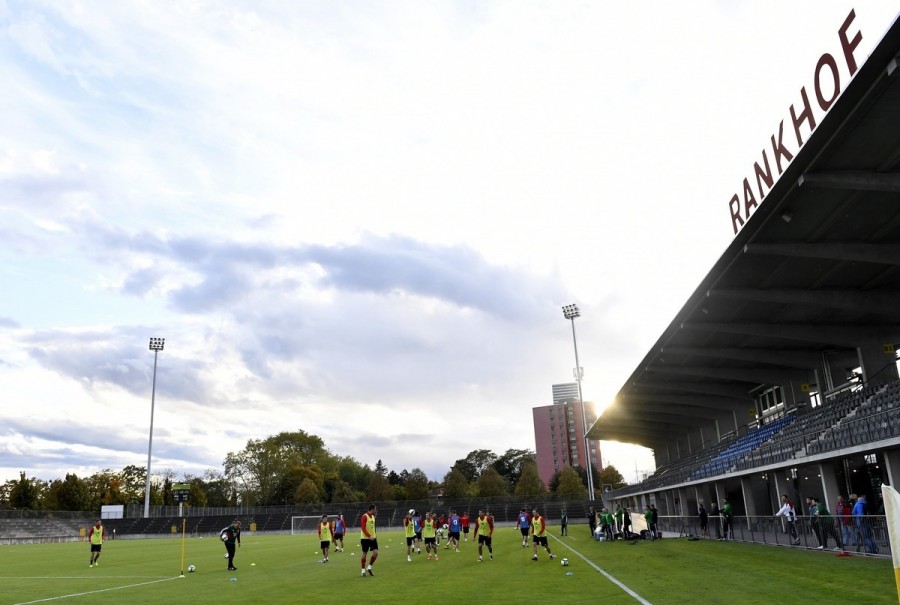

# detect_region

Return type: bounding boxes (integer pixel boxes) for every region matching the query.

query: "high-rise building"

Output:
[533,383,603,488]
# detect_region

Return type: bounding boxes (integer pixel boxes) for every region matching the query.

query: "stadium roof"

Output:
[587,14,900,456]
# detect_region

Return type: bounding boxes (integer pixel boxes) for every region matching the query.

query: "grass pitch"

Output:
[0,527,894,604]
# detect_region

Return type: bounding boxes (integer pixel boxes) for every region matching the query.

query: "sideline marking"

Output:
[13,576,180,604]
[550,535,652,605]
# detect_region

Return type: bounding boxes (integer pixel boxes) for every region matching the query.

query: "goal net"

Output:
[291,515,323,535]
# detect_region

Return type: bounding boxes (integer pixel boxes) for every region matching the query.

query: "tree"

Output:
[55,473,91,511]
[494,448,535,486]
[366,473,394,502]
[295,478,322,505]
[555,465,587,496]
[330,480,358,503]
[374,460,389,477]
[599,464,627,490]
[514,461,546,496]
[453,449,498,482]
[404,468,430,500]
[10,472,39,509]
[442,468,470,499]
[224,430,329,505]
[476,466,507,497]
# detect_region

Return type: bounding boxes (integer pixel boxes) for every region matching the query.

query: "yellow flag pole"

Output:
[881,484,900,603]
[180,518,187,577]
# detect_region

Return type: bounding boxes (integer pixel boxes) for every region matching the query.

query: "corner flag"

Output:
[882,484,900,600]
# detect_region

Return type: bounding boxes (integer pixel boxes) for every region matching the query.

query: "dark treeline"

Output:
[1,430,627,511]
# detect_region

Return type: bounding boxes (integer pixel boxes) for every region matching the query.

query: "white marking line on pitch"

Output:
[550,536,652,605]
[13,576,180,604]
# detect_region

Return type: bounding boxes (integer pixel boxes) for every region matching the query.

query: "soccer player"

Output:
[461,511,470,541]
[447,509,461,551]
[530,508,556,561]
[473,509,494,561]
[412,510,423,554]
[333,513,347,552]
[423,512,439,560]
[404,510,416,562]
[516,508,531,547]
[88,520,104,567]
[318,514,333,562]
[221,519,241,570]
[360,504,378,576]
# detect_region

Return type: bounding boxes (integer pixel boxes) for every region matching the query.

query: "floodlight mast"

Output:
[561,305,596,502]
[144,337,165,519]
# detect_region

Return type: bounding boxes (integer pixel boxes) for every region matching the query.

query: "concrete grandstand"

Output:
[588,9,900,546]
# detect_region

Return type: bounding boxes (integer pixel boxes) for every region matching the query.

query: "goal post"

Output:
[291,515,323,535]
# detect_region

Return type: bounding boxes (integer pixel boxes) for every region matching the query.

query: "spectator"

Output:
[650,504,660,539]
[588,507,597,537]
[835,495,855,549]
[622,507,633,537]
[560,509,568,536]
[711,503,722,539]
[852,494,878,554]
[812,497,842,551]
[698,503,709,539]
[774,494,799,545]
[720,498,733,540]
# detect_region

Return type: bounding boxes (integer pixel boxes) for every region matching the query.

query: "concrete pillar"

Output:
[740,476,758,517]
[883,450,900,487]
[817,461,842,506]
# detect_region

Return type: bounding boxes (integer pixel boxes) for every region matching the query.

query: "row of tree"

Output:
[1,430,627,511]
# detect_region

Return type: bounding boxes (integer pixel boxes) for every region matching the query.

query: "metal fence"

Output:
[656,514,887,557]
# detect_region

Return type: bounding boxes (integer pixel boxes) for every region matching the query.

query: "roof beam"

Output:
[659,345,823,368]
[646,364,810,385]
[744,242,900,266]
[617,392,734,409]
[629,380,753,401]
[710,288,900,316]
[682,321,900,348]
[798,171,900,193]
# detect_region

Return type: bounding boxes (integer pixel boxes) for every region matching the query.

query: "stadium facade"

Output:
[588,10,900,520]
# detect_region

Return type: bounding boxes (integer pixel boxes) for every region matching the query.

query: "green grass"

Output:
[0,528,894,604]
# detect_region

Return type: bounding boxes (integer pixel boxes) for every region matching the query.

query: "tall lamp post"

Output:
[144,337,165,519]
[562,304,596,502]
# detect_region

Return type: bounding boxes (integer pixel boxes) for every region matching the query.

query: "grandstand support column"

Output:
[740,476,760,519]
[858,343,900,387]
[817,462,842,505]
[882,450,900,489]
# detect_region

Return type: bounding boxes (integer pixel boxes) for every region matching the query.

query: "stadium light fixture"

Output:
[561,304,596,502]
[144,337,165,519]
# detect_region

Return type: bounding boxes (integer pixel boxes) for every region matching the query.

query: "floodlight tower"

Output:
[144,337,165,519]
[562,304,596,501]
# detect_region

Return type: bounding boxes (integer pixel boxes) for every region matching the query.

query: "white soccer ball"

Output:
[561,558,569,566]
[188,564,196,573]
[409,509,415,515]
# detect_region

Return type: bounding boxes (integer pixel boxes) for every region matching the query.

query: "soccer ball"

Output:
[188,565,196,573]
[409,509,415,515]
[561,558,569,566]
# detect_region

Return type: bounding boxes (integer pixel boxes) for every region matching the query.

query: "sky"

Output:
[1,1,898,488]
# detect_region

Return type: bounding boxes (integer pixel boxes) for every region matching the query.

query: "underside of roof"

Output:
[587,15,900,460]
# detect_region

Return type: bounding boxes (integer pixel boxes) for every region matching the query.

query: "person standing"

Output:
[643,505,655,540]
[614,505,624,536]
[588,507,597,537]
[530,508,556,561]
[88,520,104,567]
[461,511,471,542]
[403,510,416,562]
[332,513,347,552]
[560,509,568,536]
[220,519,241,571]
[720,499,733,540]
[813,497,842,550]
[473,509,494,561]
[360,504,378,576]
[423,512,439,560]
[853,494,878,554]
[835,495,855,549]
[711,503,722,539]
[698,503,709,539]
[774,494,799,545]
[515,508,531,548]
[622,507,633,537]
[447,510,461,551]
[318,514,333,563]
[412,510,423,554]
